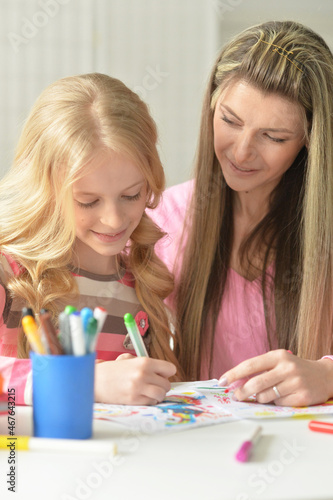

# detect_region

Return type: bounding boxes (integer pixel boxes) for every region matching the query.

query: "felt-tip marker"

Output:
[124,313,148,357]
[21,315,46,355]
[58,312,73,354]
[85,317,98,352]
[235,425,262,462]
[39,309,64,355]
[93,306,107,334]
[308,420,333,435]
[89,306,107,351]
[69,311,86,356]
[0,435,117,455]
[80,307,94,333]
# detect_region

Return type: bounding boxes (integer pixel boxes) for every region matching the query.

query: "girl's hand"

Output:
[94,357,176,405]
[218,349,333,406]
[115,353,136,361]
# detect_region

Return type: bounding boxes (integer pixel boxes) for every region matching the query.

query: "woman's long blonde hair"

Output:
[175,21,333,380]
[0,73,182,376]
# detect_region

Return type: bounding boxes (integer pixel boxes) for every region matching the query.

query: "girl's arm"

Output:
[94,356,176,405]
[0,278,33,406]
[0,356,32,405]
[219,349,333,407]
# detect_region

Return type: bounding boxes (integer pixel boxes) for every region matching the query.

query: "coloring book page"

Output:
[93,379,333,433]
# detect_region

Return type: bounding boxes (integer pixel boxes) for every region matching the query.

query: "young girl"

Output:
[0,72,182,406]
[151,20,333,406]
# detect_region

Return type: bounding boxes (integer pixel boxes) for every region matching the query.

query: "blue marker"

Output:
[80,307,94,333]
[123,313,148,357]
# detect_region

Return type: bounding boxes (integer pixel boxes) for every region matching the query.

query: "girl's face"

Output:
[72,150,147,275]
[213,80,306,202]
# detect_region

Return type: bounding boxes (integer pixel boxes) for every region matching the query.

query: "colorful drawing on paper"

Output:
[93,379,333,433]
[94,382,235,433]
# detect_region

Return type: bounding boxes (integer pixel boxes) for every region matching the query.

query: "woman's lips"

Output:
[229,160,257,175]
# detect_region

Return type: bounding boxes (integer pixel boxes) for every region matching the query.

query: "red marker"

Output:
[90,307,107,352]
[93,307,107,334]
[308,420,333,435]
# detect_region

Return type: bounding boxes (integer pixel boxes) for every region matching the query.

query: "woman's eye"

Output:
[221,114,234,125]
[123,192,141,201]
[266,135,286,143]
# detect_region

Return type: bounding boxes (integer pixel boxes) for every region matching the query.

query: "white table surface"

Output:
[1,406,333,500]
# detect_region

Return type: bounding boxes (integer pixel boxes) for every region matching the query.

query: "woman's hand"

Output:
[94,356,176,405]
[218,349,333,406]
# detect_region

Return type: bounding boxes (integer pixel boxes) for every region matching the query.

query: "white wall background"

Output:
[0,0,332,187]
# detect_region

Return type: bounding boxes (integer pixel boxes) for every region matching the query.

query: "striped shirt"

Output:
[0,254,149,405]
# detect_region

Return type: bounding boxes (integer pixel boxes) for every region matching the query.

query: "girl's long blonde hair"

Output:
[175,21,333,380]
[0,73,183,376]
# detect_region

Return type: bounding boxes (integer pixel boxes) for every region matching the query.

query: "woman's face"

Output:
[213,80,306,201]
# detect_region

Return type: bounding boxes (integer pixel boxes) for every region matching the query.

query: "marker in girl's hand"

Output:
[124,313,148,357]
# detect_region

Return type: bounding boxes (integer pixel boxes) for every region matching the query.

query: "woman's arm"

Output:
[219,349,333,406]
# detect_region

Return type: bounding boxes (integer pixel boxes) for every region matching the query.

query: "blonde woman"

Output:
[0,73,182,405]
[151,21,333,406]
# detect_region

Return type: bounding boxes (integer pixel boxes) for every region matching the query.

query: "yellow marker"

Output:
[0,435,117,455]
[21,316,46,354]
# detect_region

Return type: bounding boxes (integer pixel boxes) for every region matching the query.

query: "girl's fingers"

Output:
[115,353,135,361]
[147,358,177,378]
[129,395,160,406]
[95,357,175,405]
[141,371,174,401]
[126,359,175,404]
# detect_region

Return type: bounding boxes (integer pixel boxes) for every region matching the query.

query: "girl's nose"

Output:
[100,204,124,231]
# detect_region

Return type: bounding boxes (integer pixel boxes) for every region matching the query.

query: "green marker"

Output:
[85,317,98,352]
[64,305,77,315]
[124,313,148,357]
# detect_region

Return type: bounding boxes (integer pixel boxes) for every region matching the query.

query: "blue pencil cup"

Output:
[30,352,96,439]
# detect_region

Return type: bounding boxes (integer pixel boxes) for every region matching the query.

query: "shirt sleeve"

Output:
[0,356,32,405]
[148,180,194,274]
[0,265,32,406]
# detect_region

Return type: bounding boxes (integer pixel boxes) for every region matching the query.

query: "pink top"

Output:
[149,180,277,379]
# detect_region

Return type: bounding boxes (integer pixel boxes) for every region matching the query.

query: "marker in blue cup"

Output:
[124,313,148,357]
[80,307,94,332]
